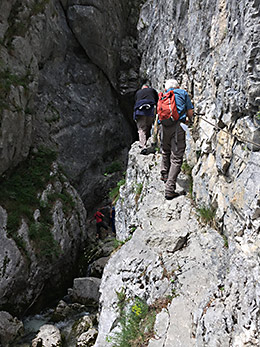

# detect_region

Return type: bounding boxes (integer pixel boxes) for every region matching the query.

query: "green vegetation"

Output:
[111,296,156,347]
[135,183,143,205]
[113,236,132,251]
[104,161,123,176]
[196,205,216,226]
[108,291,175,346]
[45,102,61,123]
[181,160,193,176]
[0,147,64,259]
[221,233,229,248]
[0,67,29,94]
[130,225,137,233]
[0,64,31,111]
[31,0,50,16]
[181,160,193,195]
[4,0,50,47]
[109,178,126,204]
[29,221,60,259]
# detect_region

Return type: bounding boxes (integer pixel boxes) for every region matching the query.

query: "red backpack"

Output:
[157,90,179,122]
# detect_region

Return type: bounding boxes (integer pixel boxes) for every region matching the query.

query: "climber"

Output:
[90,208,108,239]
[133,84,159,154]
[159,79,193,200]
[110,204,116,235]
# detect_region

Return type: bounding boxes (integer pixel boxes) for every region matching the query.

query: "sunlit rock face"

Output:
[95,142,260,347]
[93,0,260,345]
[137,0,260,234]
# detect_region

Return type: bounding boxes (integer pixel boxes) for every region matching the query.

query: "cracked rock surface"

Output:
[94,142,260,346]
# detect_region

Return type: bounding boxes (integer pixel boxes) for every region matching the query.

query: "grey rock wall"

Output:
[95,142,260,346]
[0,0,143,209]
[137,0,260,235]
[0,162,87,315]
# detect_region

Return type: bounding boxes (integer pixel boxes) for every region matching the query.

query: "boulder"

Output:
[0,311,23,346]
[89,257,110,278]
[31,324,61,347]
[71,277,101,305]
[77,328,98,347]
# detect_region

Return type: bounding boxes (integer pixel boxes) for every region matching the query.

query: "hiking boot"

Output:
[165,190,187,200]
[165,191,180,200]
[160,173,168,183]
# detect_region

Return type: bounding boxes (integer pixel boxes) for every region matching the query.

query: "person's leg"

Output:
[136,116,147,149]
[100,221,108,231]
[165,124,186,196]
[112,220,116,234]
[160,125,173,181]
[96,222,101,238]
[145,116,154,142]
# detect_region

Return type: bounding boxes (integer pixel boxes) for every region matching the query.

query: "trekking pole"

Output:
[194,112,260,149]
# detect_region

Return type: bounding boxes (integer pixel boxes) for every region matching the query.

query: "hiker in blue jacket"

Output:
[133,84,158,154]
[160,79,193,200]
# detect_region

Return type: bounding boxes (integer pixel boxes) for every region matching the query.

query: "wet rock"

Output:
[0,311,23,347]
[51,300,86,323]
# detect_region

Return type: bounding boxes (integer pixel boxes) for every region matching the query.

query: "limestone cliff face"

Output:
[137,0,260,235]
[0,0,142,209]
[95,142,260,347]
[0,160,87,316]
[94,1,260,346]
[0,0,259,334]
[0,0,141,314]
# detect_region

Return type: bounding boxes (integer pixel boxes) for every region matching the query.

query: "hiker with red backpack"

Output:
[157,79,193,200]
[133,84,159,154]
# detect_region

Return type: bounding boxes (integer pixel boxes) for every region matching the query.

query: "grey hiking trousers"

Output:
[136,115,154,149]
[160,121,186,195]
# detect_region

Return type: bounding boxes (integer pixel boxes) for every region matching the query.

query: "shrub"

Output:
[112,297,155,347]
[109,178,126,203]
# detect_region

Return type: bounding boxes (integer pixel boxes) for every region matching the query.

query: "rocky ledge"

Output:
[94,141,260,347]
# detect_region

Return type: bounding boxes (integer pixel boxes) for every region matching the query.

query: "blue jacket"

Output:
[165,88,193,121]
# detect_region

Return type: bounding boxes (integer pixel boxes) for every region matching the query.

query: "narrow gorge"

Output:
[0,0,259,346]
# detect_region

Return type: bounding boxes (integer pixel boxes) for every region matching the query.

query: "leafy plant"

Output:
[221,233,229,248]
[3,0,50,48]
[112,297,155,347]
[108,289,177,346]
[109,178,126,203]
[0,67,30,94]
